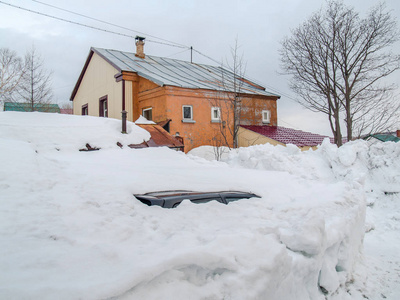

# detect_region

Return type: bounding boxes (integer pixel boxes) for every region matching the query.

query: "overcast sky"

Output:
[1,0,399,136]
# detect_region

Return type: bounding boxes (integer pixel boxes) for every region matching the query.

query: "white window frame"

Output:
[262,110,271,124]
[142,107,153,121]
[82,103,88,116]
[182,105,194,122]
[99,96,108,118]
[211,107,221,122]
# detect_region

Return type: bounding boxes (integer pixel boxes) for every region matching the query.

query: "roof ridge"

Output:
[88,47,279,97]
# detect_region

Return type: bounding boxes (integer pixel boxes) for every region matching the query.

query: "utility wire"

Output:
[193,48,300,102]
[0,1,188,49]
[1,0,299,105]
[30,0,188,48]
[191,48,222,66]
[166,48,191,58]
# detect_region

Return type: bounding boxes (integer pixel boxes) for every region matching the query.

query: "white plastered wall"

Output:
[73,52,122,119]
[238,127,285,147]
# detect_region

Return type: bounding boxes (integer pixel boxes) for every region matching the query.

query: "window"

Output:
[211,107,221,122]
[82,104,88,115]
[142,107,152,121]
[99,96,108,117]
[182,105,194,122]
[262,110,271,124]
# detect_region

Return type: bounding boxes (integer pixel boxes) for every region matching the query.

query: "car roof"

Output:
[139,191,257,198]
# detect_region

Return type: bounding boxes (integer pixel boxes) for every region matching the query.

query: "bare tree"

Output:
[0,48,25,104]
[10,46,54,111]
[210,40,246,154]
[60,101,73,110]
[280,1,400,145]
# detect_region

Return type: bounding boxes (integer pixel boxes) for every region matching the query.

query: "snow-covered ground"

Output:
[0,112,399,300]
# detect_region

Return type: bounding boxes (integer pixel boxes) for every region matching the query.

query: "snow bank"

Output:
[212,139,400,194]
[0,111,150,152]
[0,112,376,299]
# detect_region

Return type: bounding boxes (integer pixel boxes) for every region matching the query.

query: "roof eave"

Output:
[70,47,126,101]
[70,50,94,101]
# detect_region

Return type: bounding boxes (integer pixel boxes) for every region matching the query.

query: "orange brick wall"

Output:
[133,84,278,152]
[165,89,225,150]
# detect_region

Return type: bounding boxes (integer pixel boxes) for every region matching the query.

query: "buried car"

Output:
[134,191,261,208]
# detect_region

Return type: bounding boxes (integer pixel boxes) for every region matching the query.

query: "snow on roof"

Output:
[91,47,279,97]
[241,125,332,147]
[134,115,156,125]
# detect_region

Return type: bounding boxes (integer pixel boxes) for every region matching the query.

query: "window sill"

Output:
[182,119,196,123]
[211,120,221,123]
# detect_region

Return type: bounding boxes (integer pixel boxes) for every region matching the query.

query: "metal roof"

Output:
[3,102,60,113]
[369,134,400,143]
[241,125,333,147]
[92,47,279,97]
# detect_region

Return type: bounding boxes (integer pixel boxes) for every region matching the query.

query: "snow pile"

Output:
[215,140,400,194]
[0,112,381,299]
[191,140,400,298]
[0,111,150,152]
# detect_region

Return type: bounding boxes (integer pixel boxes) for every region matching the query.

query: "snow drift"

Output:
[1,112,396,299]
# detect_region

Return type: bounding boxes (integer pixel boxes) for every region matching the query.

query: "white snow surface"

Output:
[134,115,156,125]
[0,112,399,300]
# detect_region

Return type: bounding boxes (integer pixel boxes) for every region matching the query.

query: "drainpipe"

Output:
[121,79,127,134]
[122,110,127,134]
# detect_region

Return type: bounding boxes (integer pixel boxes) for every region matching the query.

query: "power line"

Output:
[191,48,222,66]
[279,119,302,130]
[166,48,191,58]
[30,0,188,48]
[1,0,299,105]
[192,48,300,103]
[0,1,188,49]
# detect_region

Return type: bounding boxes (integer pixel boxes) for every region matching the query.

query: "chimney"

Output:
[135,36,145,59]
[397,129,400,138]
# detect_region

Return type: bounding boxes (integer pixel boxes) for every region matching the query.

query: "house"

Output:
[239,125,333,150]
[70,37,280,152]
[3,102,60,113]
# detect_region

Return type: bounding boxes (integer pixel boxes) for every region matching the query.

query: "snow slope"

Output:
[191,140,400,299]
[0,112,398,299]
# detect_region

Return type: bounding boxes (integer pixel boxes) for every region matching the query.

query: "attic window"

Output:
[142,107,152,121]
[262,110,271,124]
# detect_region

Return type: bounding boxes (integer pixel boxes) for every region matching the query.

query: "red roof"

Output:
[241,125,332,147]
[130,124,184,150]
[60,108,73,114]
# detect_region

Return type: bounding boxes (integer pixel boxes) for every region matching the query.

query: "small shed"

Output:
[239,125,332,150]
